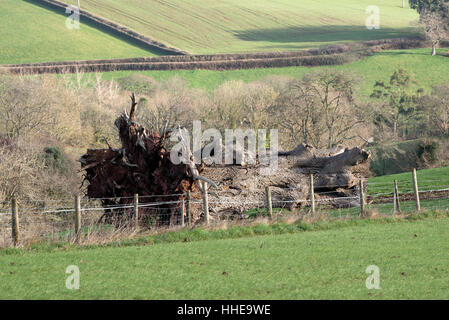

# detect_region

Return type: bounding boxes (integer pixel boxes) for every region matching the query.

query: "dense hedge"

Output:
[0,26,432,74]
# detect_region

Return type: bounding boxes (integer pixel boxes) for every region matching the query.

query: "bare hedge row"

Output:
[2,51,376,74]
[2,38,433,74]
[10,1,444,75]
[4,37,427,67]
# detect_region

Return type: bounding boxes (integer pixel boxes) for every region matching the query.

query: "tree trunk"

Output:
[393,120,398,139]
[80,96,371,225]
[199,143,371,218]
[432,42,437,56]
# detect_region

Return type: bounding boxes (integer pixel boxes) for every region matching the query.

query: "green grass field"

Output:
[1,213,448,299]
[243,166,449,219]
[0,0,161,65]
[1,166,448,299]
[324,166,449,217]
[100,47,449,95]
[61,0,419,54]
[368,166,449,196]
[2,0,448,301]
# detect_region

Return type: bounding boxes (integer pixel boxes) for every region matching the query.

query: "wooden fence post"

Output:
[186,191,191,226]
[265,186,273,219]
[11,198,19,247]
[393,180,401,215]
[134,194,139,230]
[359,180,366,216]
[202,181,209,224]
[412,168,421,212]
[310,174,315,214]
[393,182,397,215]
[74,195,81,242]
[181,199,185,228]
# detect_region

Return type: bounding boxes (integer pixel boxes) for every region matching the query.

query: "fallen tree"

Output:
[200,143,370,218]
[79,94,200,226]
[80,95,370,227]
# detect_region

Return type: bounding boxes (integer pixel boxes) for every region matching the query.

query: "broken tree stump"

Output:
[80,95,371,226]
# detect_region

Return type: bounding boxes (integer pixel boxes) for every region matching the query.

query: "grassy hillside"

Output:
[61,0,419,54]
[250,166,449,218]
[368,166,449,196]
[102,48,449,95]
[1,215,448,299]
[0,0,161,65]
[369,137,449,176]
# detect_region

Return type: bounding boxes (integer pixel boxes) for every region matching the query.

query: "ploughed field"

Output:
[61,0,418,54]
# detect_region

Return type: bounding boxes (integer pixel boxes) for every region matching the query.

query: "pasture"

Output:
[246,166,449,218]
[61,0,419,54]
[1,166,448,299]
[0,0,161,65]
[368,166,449,196]
[1,0,448,302]
[102,47,449,95]
[1,213,448,299]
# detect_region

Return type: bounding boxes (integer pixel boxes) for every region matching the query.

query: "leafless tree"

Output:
[0,77,53,139]
[421,85,449,135]
[206,80,277,134]
[273,79,325,148]
[275,72,368,149]
[0,140,42,201]
[138,77,201,135]
[419,7,449,55]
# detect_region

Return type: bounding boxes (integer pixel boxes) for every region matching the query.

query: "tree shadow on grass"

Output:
[233,26,418,44]
[22,0,172,56]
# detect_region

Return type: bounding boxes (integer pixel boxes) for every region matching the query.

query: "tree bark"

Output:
[80,97,371,225]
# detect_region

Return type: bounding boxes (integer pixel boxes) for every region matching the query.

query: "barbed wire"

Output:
[1,196,448,249]
[1,184,448,217]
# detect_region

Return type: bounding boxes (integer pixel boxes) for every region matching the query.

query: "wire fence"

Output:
[1,170,449,248]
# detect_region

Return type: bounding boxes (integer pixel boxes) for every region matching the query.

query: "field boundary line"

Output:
[0,37,434,74]
[28,0,187,56]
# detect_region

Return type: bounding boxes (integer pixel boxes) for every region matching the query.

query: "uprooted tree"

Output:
[80,95,370,227]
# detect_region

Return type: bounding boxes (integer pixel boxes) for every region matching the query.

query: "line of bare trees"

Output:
[1,69,448,202]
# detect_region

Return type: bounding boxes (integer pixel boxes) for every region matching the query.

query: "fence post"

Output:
[393,180,401,215]
[202,181,209,224]
[181,199,185,228]
[186,191,191,226]
[393,182,397,215]
[412,168,421,212]
[265,186,273,219]
[359,180,366,216]
[309,174,315,214]
[134,194,139,230]
[11,198,19,247]
[74,195,81,243]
